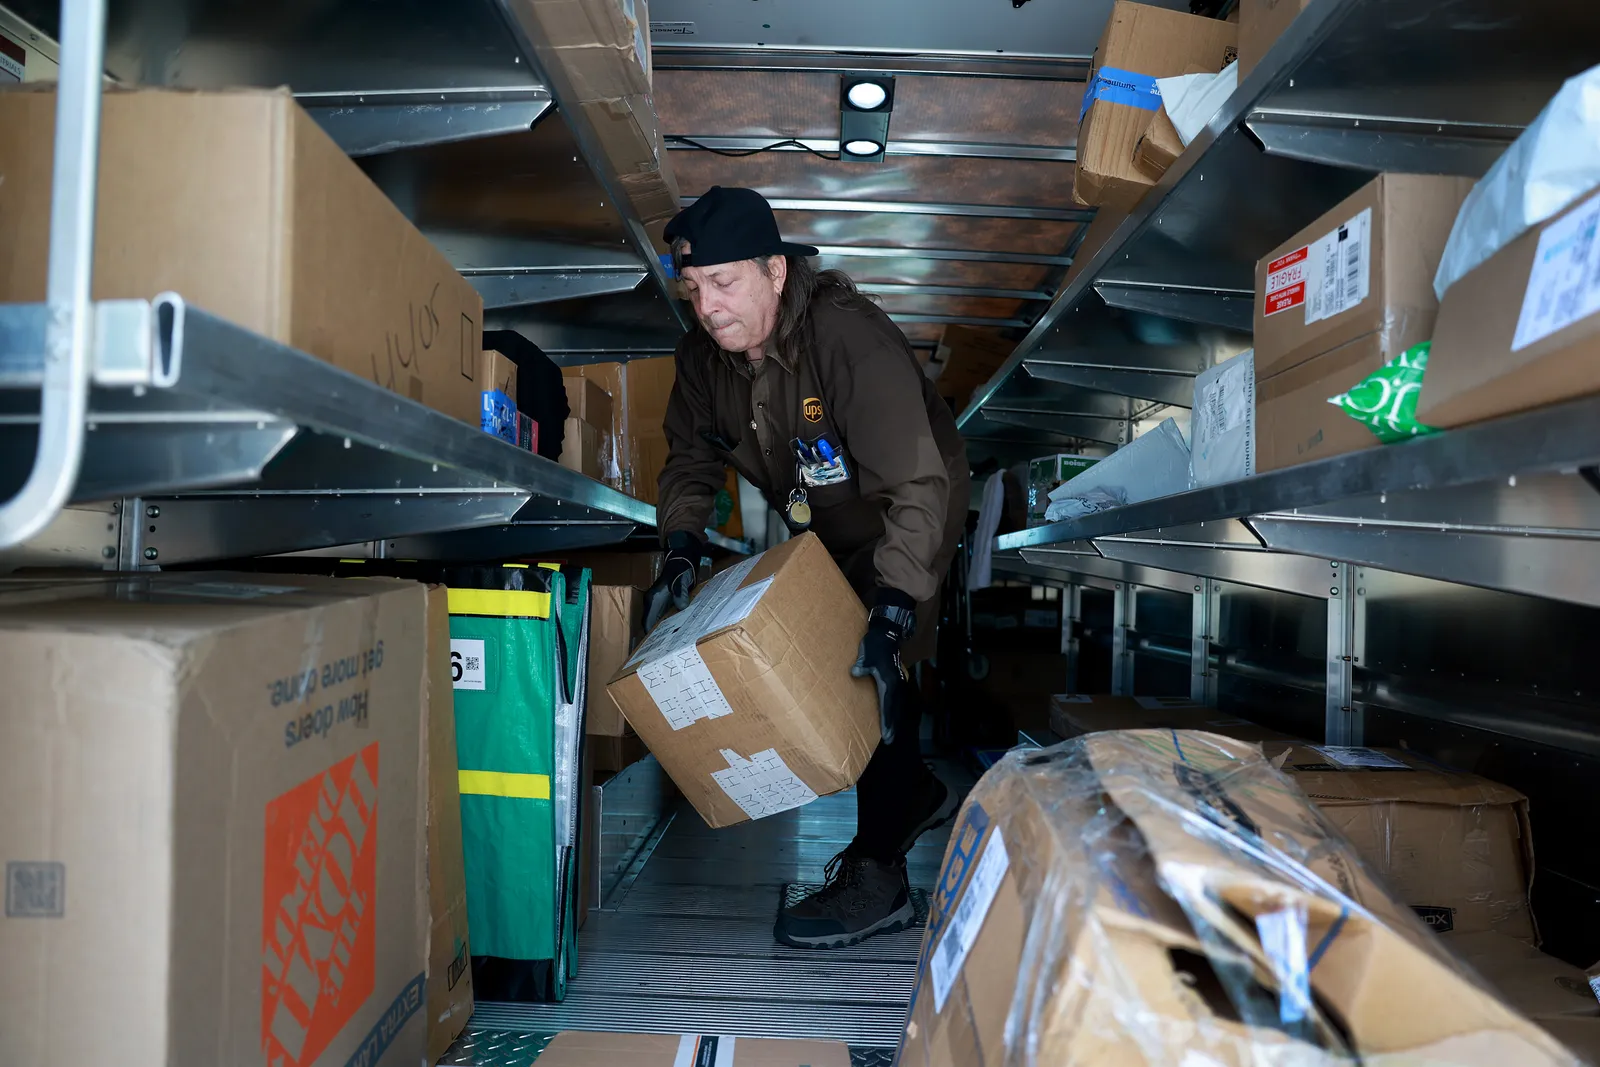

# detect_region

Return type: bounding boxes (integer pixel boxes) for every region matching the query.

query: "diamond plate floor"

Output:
[444,761,970,1061]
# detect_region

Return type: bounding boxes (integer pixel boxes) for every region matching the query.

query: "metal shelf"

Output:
[0,295,741,568]
[957,0,1600,438]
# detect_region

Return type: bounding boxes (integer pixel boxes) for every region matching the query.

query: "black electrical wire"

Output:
[666,135,842,161]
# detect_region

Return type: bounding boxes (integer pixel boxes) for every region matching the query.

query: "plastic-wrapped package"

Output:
[1190,350,1255,487]
[1327,341,1439,444]
[900,730,1581,1067]
[1434,64,1600,301]
[1045,417,1190,522]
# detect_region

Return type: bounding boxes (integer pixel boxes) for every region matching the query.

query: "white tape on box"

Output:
[711,748,819,820]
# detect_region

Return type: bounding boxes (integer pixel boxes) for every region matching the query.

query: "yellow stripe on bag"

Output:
[459,770,552,800]
[446,587,551,618]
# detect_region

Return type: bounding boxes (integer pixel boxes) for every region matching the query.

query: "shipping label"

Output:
[263,744,380,1067]
[1264,246,1309,317]
[1312,745,1409,769]
[1512,189,1600,351]
[450,639,487,691]
[674,1034,737,1067]
[1304,207,1372,325]
[929,828,1010,1012]
[710,748,819,820]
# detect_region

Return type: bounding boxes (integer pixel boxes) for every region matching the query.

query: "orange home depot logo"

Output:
[262,744,380,1067]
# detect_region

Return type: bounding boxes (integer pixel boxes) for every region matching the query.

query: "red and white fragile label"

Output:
[1263,246,1308,317]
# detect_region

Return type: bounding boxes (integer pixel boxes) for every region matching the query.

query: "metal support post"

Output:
[113,497,149,570]
[1061,583,1082,695]
[1190,578,1220,706]
[1324,563,1366,745]
[1111,581,1136,696]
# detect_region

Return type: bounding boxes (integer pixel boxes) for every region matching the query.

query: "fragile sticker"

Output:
[1264,246,1309,316]
[711,748,819,820]
[929,828,1010,1012]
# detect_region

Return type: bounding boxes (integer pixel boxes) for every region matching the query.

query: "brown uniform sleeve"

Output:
[828,313,951,603]
[655,341,724,543]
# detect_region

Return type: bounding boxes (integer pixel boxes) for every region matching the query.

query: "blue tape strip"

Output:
[1307,906,1349,970]
[1171,728,1188,764]
[1080,66,1162,122]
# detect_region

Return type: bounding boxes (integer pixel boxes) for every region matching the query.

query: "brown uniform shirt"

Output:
[658,289,969,605]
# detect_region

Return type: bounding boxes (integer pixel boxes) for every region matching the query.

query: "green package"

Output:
[1328,341,1440,444]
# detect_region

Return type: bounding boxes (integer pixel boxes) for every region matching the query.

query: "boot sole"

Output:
[774,898,917,950]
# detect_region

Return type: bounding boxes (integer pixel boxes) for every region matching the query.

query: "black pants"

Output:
[852,684,931,860]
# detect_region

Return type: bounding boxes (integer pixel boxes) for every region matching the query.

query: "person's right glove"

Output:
[642,531,703,632]
[851,588,917,744]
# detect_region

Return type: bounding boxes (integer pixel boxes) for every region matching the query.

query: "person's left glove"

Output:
[642,531,703,632]
[851,588,917,744]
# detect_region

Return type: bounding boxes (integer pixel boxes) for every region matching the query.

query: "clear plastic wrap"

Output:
[901,730,1582,1067]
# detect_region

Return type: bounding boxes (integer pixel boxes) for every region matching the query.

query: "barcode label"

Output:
[1305,208,1372,325]
[1512,189,1600,351]
[928,828,1010,1012]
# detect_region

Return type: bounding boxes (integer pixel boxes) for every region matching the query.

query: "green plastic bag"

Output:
[1327,341,1440,444]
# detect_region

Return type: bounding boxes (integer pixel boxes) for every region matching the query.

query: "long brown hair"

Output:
[672,238,870,363]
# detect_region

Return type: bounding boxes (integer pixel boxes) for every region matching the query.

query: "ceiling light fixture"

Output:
[839,76,895,164]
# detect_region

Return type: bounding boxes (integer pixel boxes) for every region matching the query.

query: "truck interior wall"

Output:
[1130,586,1192,698]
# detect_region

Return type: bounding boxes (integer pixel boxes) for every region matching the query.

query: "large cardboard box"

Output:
[563,357,676,498]
[515,0,652,104]
[606,533,878,828]
[1047,692,1296,744]
[0,574,430,1067]
[587,584,642,738]
[1253,173,1474,380]
[1073,2,1237,211]
[535,1031,851,1067]
[1255,332,1389,472]
[0,87,484,424]
[1452,932,1600,1064]
[422,588,474,1063]
[1268,743,1537,941]
[564,374,615,430]
[901,730,1575,1067]
[1238,0,1312,76]
[561,417,604,480]
[1422,184,1600,429]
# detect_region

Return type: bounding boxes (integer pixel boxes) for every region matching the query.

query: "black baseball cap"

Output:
[664,186,819,268]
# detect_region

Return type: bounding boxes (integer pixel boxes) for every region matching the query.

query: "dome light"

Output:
[846,81,888,111]
[844,139,885,156]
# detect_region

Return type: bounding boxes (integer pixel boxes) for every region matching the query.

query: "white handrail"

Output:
[0,0,106,548]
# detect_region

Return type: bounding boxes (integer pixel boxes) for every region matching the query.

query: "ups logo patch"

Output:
[802,396,824,423]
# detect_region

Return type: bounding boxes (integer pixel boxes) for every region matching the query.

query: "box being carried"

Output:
[535,1031,851,1067]
[901,731,1578,1067]
[606,533,878,828]
[0,574,430,1067]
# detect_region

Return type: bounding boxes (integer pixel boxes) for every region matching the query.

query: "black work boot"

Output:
[897,770,957,855]
[774,848,915,949]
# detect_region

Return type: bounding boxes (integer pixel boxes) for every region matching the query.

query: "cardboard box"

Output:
[479,349,520,444]
[902,730,1574,1067]
[563,357,676,497]
[1253,173,1473,380]
[606,533,878,828]
[1451,932,1600,1064]
[564,373,615,430]
[1422,184,1600,429]
[1047,692,1296,744]
[561,417,604,480]
[534,1031,851,1067]
[587,585,643,737]
[1073,2,1237,211]
[0,87,483,424]
[1133,103,1185,179]
[1269,743,1536,941]
[1238,0,1312,76]
[589,731,650,774]
[0,573,430,1067]
[1255,332,1388,472]
[516,0,652,104]
[423,588,474,1062]
[1026,453,1099,524]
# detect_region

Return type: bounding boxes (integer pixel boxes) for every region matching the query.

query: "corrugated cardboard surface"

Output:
[587,585,642,737]
[1073,2,1236,211]
[1133,103,1184,179]
[561,418,604,479]
[607,533,878,828]
[902,730,1573,1067]
[1253,173,1472,380]
[535,1030,852,1066]
[563,374,615,430]
[516,0,651,103]
[1255,331,1388,472]
[1048,692,1295,744]
[1451,932,1600,1063]
[0,87,484,425]
[0,574,429,1067]
[423,587,474,1062]
[563,357,676,498]
[1238,0,1312,75]
[1422,188,1600,429]
[478,349,519,399]
[1270,743,1537,941]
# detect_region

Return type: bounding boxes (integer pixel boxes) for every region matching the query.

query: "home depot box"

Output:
[1254,173,1474,380]
[1073,2,1236,211]
[1422,184,1600,429]
[1047,692,1295,744]
[0,573,430,1067]
[606,533,878,828]
[423,588,474,1062]
[900,731,1576,1067]
[536,1031,851,1067]
[1270,743,1536,941]
[0,87,484,424]
[1238,0,1312,76]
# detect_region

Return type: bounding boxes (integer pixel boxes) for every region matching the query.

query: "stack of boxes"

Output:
[561,376,615,481]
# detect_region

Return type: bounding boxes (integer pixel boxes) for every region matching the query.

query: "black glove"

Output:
[642,531,703,633]
[851,588,917,744]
